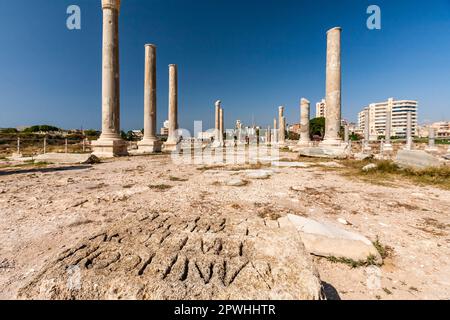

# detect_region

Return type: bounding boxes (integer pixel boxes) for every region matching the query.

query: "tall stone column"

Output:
[266,126,271,145]
[215,100,221,142]
[92,0,127,157]
[138,44,161,153]
[219,107,224,144]
[384,100,393,151]
[164,64,179,151]
[404,111,412,150]
[298,98,311,146]
[363,109,372,151]
[321,27,342,146]
[272,118,278,143]
[278,106,285,145]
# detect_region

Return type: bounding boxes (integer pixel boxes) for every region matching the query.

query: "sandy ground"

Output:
[0,151,449,300]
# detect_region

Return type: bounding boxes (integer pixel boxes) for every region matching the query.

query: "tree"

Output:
[309,117,325,139]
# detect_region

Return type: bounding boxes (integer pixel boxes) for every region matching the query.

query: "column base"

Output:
[92,138,128,158]
[137,139,162,153]
[319,138,343,147]
[162,141,179,153]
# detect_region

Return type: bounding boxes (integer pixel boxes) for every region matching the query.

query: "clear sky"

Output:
[0,0,449,132]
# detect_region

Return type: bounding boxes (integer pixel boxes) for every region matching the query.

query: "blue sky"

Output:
[0,0,449,132]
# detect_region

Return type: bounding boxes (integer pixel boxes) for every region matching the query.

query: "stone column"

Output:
[278,106,285,145]
[164,64,179,151]
[383,102,393,152]
[219,107,224,144]
[273,118,278,143]
[138,44,161,153]
[425,126,438,152]
[404,111,412,150]
[344,124,349,144]
[363,109,371,151]
[298,98,311,146]
[215,100,221,142]
[321,27,342,146]
[92,0,128,157]
[266,126,271,145]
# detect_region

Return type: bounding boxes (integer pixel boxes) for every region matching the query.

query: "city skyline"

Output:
[0,0,449,132]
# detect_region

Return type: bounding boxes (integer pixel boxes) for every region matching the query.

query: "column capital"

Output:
[327,27,342,34]
[301,98,310,105]
[145,44,157,48]
[102,0,121,11]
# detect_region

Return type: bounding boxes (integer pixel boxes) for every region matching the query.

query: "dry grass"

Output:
[169,176,189,182]
[335,160,450,190]
[148,184,173,192]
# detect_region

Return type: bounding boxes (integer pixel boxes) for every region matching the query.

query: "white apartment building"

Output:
[358,98,418,140]
[315,99,326,118]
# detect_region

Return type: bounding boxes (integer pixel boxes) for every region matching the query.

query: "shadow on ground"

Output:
[0,165,92,176]
[321,281,341,300]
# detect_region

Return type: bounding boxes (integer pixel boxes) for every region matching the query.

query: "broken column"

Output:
[344,124,349,144]
[384,100,393,152]
[92,0,128,157]
[278,106,286,145]
[321,27,342,146]
[266,126,271,145]
[425,127,438,152]
[404,111,413,151]
[138,44,161,153]
[163,64,179,152]
[272,118,278,144]
[298,98,311,146]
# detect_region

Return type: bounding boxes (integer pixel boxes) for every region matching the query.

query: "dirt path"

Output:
[0,153,449,299]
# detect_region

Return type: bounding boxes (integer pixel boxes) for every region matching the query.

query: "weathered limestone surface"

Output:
[395,150,441,169]
[404,111,413,151]
[215,100,221,142]
[298,145,349,159]
[34,153,100,165]
[138,44,161,153]
[18,213,323,300]
[163,64,179,152]
[92,0,128,158]
[425,127,438,152]
[287,215,382,264]
[298,98,311,146]
[321,27,342,146]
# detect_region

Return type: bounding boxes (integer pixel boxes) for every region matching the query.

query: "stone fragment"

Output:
[395,150,441,169]
[34,153,100,165]
[362,163,377,172]
[245,170,273,180]
[287,214,382,264]
[226,179,248,187]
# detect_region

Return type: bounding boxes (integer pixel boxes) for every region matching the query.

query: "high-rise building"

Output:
[315,99,326,118]
[358,98,418,140]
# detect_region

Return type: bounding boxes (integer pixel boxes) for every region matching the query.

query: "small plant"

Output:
[169,176,188,182]
[326,254,380,268]
[372,236,393,260]
[148,184,173,191]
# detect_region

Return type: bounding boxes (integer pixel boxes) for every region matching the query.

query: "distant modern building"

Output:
[419,121,450,138]
[358,98,418,140]
[315,99,326,118]
[288,123,301,134]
